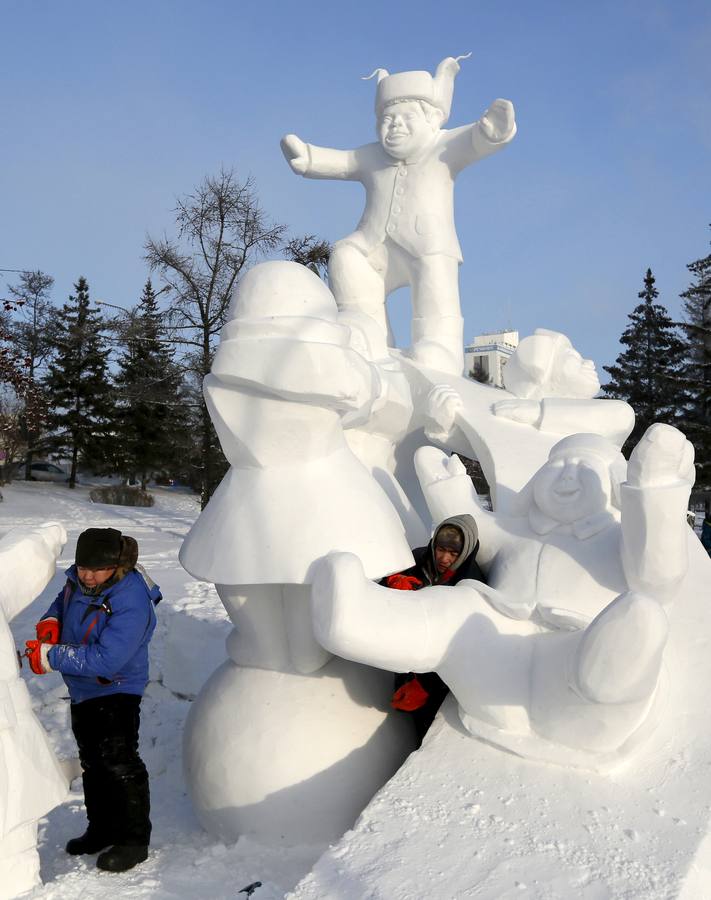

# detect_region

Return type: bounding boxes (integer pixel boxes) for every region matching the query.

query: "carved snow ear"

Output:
[433,53,471,123]
[504,334,556,399]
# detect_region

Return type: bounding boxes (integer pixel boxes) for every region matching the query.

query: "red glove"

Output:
[385,573,423,591]
[36,617,60,644]
[391,676,429,711]
[25,640,53,675]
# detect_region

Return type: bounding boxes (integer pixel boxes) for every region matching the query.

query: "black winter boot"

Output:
[96,844,148,872]
[65,830,113,855]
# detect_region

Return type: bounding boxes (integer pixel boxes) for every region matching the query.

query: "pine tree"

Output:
[0,298,47,482]
[602,268,686,454]
[678,232,711,505]
[44,277,114,487]
[113,279,189,489]
[7,270,59,477]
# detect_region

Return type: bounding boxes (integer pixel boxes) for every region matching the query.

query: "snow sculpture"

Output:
[311,423,696,771]
[0,523,68,899]
[281,55,517,375]
[493,328,634,445]
[410,330,634,512]
[344,312,429,546]
[180,261,417,844]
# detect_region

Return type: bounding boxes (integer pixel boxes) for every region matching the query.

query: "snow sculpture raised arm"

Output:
[0,523,68,899]
[281,55,516,375]
[311,424,696,771]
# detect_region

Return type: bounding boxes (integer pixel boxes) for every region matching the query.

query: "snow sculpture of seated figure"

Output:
[281,55,516,375]
[311,424,695,771]
[0,523,68,899]
[179,261,416,845]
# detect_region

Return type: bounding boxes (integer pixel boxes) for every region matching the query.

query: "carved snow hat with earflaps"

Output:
[365,53,471,123]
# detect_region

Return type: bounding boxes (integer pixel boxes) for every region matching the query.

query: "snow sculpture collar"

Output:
[527,504,616,539]
[366,54,471,124]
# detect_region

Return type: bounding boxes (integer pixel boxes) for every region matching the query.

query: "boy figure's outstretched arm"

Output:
[281,134,364,181]
[443,98,517,173]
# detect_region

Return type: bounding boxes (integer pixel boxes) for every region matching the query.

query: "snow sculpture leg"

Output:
[0,523,68,898]
[329,243,392,346]
[410,254,464,374]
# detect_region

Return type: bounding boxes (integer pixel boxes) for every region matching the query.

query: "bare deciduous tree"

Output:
[145,169,286,507]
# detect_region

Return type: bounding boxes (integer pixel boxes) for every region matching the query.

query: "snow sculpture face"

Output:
[377,100,439,159]
[532,452,611,525]
[528,434,626,526]
[549,343,600,399]
[503,329,600,400]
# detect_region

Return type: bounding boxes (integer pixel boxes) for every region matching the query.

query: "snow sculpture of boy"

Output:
[0,523,68,899]
[179,261,416,844]
[311,424,696,770]
[281,55,516,375]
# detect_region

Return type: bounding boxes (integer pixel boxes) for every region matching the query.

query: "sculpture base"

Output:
[184,656,416,846]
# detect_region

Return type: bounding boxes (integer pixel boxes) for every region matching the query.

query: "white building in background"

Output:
[464,330,519,387]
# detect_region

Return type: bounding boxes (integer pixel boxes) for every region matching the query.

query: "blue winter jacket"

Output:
[41,565,159,704]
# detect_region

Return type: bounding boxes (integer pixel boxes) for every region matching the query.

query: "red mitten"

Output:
[24,640,53,675]
[36,617,60,644]
[391,676,429,711]
[385,573,423,591]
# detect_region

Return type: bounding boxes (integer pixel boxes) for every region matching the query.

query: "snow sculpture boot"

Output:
[410,316,464,375]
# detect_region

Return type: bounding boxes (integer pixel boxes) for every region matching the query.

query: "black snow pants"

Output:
[70,693,151,846]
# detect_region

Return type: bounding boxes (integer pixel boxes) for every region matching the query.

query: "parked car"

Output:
[25,462,70,482]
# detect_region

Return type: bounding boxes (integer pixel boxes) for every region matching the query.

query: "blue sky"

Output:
[1,0,709,373]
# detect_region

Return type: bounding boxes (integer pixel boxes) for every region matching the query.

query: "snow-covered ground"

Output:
[3,481,711,899]
[2,481,323,899]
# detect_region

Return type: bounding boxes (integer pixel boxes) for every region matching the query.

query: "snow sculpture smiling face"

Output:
[377,100,440,160]
[528,433,627,528]
[532,451,611,525]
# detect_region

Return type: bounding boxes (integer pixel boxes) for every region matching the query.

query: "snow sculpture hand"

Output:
[280,134,309,175]
[480,99,516,142]
[425,384,463,442]
[414,446,478,524]
[492,398,540,426]
[627,423,695,489]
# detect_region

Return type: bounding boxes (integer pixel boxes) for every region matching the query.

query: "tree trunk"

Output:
[69,444,78,489]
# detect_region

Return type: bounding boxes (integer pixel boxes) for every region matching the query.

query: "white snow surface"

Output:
[3,481,711,899]
[1,482,322,899]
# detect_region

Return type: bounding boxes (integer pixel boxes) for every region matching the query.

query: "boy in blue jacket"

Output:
[26,527,160,873]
